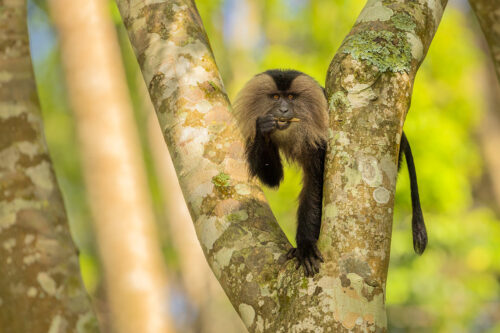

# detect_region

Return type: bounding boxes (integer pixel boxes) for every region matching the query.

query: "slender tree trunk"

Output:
[115,0,446,331]
[0,1,99,332]
[47,0,173,332]
[470,0,500,212]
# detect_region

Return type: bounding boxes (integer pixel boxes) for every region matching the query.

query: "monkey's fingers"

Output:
[313,246,324,262]
[286,248,296,260]
[304,259,314,277]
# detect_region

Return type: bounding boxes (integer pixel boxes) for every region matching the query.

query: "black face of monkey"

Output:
[268,92,297,129]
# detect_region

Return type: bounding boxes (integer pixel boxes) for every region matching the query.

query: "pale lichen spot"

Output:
[48,314,66,333]
[3,238,16,252]
[214,247,234,269]
[17,141,39,159]
[420,0,444,27]
[199,216,226,251]
[239,303,255,328]
[24,234,35,245]
[358,156,382,187]
[37,272,57,296]
[406,32,424,61]
[256,315,264,332]
[27,287,38,298]
[195,100,212,114]
[373,187,390,204]
[324,204,338,220]
[26,161,54,192]
[246,272,253,282]
[347,87,378,108]
[235,183,251,195]
[0,103,27,119]
[357,0,394,23]
[24,253,41,265]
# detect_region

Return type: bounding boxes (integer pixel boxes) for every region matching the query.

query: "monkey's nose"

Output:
[279,107,289,115]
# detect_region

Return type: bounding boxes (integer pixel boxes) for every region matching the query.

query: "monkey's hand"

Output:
[286,243,324,277]
[256,114,277,135]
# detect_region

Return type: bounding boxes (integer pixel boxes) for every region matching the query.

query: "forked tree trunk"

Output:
[115,0,446,331]
[0,0,98,332]
[47,0,173,332]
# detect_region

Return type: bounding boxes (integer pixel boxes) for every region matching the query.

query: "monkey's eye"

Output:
[273,94,280,100]
[288,94,295,100]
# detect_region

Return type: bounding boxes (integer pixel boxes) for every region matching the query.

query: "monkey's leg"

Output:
[400,132,427,254]
[287,144,326,276]
[246,115,284,187]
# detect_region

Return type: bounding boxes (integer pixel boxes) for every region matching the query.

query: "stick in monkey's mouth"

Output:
[274,117,300,123]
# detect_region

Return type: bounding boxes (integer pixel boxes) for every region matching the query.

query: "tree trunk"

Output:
[0,0,98,332]
[469,0,500,83]
[47,0,173,332]
[470,0,500,212]
[115,0,446,331]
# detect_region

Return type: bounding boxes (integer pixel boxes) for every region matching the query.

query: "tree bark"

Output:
[144,97,247,333]
[322,0,447,330]
[47,0,173,332]
[469,0,500,83]
[0,0,99,332]
[469,0,500,212]
[115,0,446,331]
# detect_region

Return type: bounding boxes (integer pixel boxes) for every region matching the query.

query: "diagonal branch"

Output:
[115,0,291,330]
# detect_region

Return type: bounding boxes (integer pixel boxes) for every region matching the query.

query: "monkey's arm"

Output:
[287,142,326,276]
[399,132,427,254]
[245,115,284,187]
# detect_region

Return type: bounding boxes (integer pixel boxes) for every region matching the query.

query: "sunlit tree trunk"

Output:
[116,0,446,331]
[0,1,98,332]
[47,0,173,332]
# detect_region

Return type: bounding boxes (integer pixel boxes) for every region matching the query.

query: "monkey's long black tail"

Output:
[401,132,428,255]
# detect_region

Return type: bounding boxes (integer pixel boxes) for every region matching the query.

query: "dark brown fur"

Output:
[233,70,328,276]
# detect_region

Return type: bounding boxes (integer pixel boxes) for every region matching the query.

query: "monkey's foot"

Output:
[286,244,324,277]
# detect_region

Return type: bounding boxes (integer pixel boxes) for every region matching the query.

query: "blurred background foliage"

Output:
[27,0,500,331]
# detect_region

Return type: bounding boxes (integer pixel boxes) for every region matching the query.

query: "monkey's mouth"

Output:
[275,117,299,130]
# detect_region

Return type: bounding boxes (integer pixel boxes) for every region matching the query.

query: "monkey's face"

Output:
[233,70,328,148]
[268,92,298,130]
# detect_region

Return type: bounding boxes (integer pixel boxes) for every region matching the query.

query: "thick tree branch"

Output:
[115,1,291,331]
[321,0,447,330]
[0,0,98,331]
[469,0,500,83]
[116,0,447,331]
